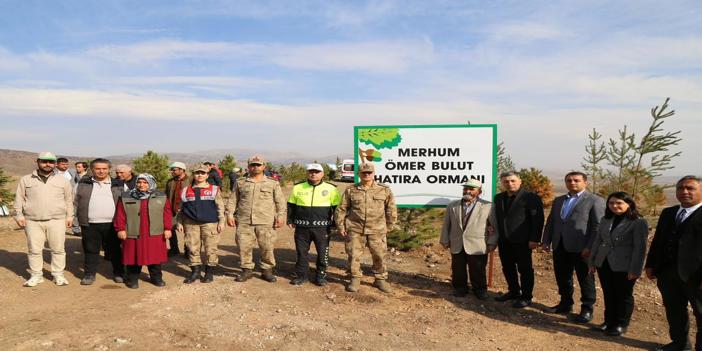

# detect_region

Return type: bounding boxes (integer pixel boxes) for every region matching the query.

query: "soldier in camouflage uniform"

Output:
[335,163,397,293]
[226,155,286,283]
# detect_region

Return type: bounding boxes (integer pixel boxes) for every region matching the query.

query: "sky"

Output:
[0,0,700,175]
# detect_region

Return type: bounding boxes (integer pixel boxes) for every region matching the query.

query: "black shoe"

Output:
[655,342,692,351]
[475,290,489,300]
[512,299,532,308]
[150,277,166,287]
[573,310,593,323]
[184,265,202,284]
[202,266,214,283]
[314,274,327,286]
[543,303,573,314]
[113,275,125,284]
[494,291,520,302]
[290,277,306,285]
[605,325,627,336]
[591,323,608,332]
[126,279,139,289]
[261,269,277,283]
[236,268,253,282]
[453,289,469,297]
[80,274,96,286]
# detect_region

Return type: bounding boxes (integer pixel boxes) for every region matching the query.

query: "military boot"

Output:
[373,279,391,293]
[236,268,253,282]
[346,278,360,292]
[202,266,214,283]
[261,269,277,283]
[184,265,202,284]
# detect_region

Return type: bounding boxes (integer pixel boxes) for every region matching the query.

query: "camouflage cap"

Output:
[359,163,375,173]
[462,178,482,188]
[248,155,265,165]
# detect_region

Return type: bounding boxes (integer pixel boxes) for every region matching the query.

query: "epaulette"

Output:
[266,176,279,181]
[375,182,389,188]
[323,181,337,187]
[294,180,306,185]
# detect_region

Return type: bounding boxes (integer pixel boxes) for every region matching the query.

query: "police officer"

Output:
[226,155,286,283]
[335,163,397,293]
[288,163,341,286]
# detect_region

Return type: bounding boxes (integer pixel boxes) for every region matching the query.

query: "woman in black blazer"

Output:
[588,191,648,336]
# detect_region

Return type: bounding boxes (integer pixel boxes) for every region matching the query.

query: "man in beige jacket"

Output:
[14,152,74,287]
[440,179,496,300]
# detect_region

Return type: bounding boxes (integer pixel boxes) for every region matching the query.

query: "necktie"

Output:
[560,196,576,219]
[675,209,686,225]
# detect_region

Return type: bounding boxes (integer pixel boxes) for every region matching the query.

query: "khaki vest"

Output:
[121,192,166,238]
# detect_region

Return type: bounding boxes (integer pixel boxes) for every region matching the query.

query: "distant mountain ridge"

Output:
[0,148,351,176]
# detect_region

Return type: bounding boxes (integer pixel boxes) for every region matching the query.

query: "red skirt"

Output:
[122,234,168,266]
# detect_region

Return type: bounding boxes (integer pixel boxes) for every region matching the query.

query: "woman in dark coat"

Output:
[588,191,648,336]
[114,173,172,289]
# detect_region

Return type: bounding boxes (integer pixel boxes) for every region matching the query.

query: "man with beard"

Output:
[14,152,73,287]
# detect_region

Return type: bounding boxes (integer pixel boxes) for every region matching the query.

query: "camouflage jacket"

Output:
[335,182,397,235]
[226,176,286,225]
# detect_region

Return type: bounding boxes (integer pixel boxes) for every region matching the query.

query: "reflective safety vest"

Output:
[287,181,341,227]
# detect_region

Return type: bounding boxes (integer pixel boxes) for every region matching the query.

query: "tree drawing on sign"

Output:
[358,128,402,149]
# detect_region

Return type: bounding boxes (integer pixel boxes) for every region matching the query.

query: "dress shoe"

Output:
[453,289,469,297]
[655,342,692,351]
[290,277,306,286]
[80,274,96,286]
[591,323,608,332]
[236,268,253,282]
[494,291,521,302]
[150,277,166,287]
[605,325,627,336]
[475,290,489,300]
[113,275,125,284]
[543,303,573,314]
[126,280,139,289]
[512,299,532,308]
[573,311,593,324]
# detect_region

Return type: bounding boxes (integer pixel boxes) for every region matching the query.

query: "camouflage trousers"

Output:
[183,217,220,266]
[345,231,388,280]
[236,223,276,270]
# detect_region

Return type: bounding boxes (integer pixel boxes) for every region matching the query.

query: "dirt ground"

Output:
[0,185,689,351]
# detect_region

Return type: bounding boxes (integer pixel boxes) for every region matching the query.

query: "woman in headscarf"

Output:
[114,173,172,289]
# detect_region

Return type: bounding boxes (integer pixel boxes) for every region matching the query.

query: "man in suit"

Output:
[645,175,702,351]
[440,179,496,300]
[542,171,605,323]
[493,171,545,308]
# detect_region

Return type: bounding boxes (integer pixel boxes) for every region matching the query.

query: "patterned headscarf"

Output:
[129,173,157,199]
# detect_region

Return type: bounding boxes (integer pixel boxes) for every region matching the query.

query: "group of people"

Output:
[12,151,702,351]
[440,170,702,351]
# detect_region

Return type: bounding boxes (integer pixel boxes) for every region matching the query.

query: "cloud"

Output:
[489,22,571,43]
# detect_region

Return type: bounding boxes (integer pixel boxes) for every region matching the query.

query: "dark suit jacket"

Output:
[645,204,702,282]
[492,188,545,244]
[542,191,605,253]
[589,217,648,276]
